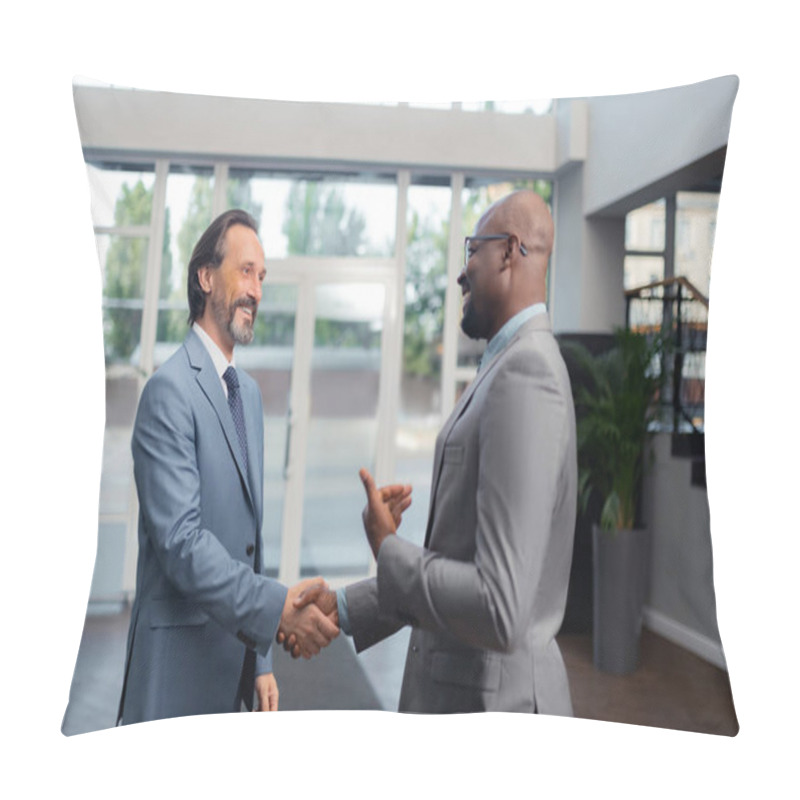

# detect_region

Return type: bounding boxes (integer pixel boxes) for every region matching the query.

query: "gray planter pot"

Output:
[592,524,651,674]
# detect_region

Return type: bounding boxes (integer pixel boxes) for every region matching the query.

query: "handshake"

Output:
[275,468,412,659]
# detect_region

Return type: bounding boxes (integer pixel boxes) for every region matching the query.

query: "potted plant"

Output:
[561,328,664,674]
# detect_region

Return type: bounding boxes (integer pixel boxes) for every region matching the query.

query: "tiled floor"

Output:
[61,607,738,737]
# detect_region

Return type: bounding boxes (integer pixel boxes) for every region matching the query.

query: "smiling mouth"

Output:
[235,302,256,322]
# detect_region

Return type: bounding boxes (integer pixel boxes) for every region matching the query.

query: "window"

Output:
[87,161,157,605]
[155,165,216,367]
[228,169,397,259]
[676,191,719,297]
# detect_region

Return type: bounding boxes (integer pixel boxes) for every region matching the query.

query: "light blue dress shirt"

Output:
[192,322,236,397]
[478,302,547,372]
[336,304,548,635]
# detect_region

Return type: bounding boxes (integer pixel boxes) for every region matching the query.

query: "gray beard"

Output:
[212,294,255,346]
[230,314,254,346]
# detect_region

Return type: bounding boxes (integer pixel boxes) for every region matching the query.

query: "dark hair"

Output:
[187,208,259,324]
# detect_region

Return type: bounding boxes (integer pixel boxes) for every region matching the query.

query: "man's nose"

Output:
[457,266,467,287]
[250,276,262,305]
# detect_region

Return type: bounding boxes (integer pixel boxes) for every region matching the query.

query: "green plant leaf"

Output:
[562,328,664,534]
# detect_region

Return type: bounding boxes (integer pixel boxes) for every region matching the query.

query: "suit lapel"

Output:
[240,381,262,523]
[423,364,494,546]
[423,313,553,547]
[184,331,257,513]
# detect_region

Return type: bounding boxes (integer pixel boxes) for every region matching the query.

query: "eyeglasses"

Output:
[464,234,528,268]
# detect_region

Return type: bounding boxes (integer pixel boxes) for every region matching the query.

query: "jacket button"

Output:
[246,544,255,556]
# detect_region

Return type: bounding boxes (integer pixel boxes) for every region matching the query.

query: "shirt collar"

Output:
[479,303,547,371]
[192,322,235,383]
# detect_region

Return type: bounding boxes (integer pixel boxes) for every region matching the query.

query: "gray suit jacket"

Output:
[346,314,577,714]
[118,329,287,724]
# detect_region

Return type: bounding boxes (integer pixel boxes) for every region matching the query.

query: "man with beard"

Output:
[117,209,342,723]
[284,190,577,715]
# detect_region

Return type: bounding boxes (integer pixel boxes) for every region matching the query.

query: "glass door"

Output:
[264,271,397,586]
[299,282,387,578]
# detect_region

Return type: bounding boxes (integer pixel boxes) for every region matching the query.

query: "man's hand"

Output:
[276,577,339,659]
[360,468,412,559]
[255,672,279,711]
[278,582,339,659]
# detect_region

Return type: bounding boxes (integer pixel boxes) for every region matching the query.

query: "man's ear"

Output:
[197,265,213,294]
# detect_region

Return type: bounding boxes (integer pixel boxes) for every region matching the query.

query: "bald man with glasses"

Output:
[284,189,577,716]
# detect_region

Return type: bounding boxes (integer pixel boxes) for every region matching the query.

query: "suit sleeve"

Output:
[373,348,571,653]
[344,577,405,653]
[133,372,286,658]
[256,650,273,676]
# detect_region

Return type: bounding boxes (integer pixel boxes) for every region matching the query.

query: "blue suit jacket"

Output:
[118,329,287,724]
